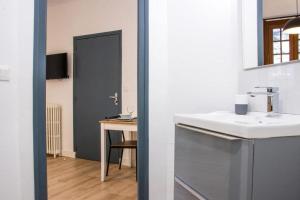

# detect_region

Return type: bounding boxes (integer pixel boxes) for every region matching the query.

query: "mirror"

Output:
[242,0,300,69]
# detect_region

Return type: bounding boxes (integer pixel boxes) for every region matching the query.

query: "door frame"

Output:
[73,30,123,160]
[33,0,149,199]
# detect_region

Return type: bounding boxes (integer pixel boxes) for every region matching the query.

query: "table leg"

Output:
[130,131,134,167]
[129,131,137,167]
[101,126,106,182]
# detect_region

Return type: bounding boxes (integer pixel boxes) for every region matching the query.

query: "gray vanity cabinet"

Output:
[175,125,253,200]
[174,124,300,200]
[252,138,300,200]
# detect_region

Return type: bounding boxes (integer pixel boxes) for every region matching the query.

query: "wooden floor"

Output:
[47,157,137,200]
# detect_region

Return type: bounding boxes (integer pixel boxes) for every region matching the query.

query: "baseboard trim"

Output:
[62,151,76,158]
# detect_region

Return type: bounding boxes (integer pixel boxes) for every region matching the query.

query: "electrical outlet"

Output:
[0,65,10,81]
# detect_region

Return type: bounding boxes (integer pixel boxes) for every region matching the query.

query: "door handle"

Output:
[109,92,119,106]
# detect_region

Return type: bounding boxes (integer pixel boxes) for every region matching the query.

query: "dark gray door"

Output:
[74,31,122,161]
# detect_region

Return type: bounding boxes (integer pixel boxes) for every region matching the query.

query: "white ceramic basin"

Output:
[174,111,300,139]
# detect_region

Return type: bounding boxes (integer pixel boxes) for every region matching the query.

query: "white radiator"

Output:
[46,104,62,158]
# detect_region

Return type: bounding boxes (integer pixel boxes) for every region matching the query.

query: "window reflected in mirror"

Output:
[241,0,300,68]
[264,19,299,65]
[261,0,300,65]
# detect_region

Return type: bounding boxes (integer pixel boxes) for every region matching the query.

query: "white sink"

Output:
[174,111,300,139]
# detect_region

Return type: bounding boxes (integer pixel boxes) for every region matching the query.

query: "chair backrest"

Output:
[107,130,126,145]
[105,116,126,145]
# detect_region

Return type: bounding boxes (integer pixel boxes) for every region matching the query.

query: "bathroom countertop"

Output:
[174,111,300,139]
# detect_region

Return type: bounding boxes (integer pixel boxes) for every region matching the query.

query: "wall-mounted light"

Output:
[283,0,300,34]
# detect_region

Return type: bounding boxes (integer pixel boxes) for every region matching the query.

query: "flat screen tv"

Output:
[46,53,68,80]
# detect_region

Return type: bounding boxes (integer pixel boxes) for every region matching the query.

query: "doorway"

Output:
[33,0,148,200]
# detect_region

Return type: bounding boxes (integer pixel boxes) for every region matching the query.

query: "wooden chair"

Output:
[105,118,137,180]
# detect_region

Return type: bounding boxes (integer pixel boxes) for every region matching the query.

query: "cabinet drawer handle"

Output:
[175,177,207,200]
[176,124,241,141]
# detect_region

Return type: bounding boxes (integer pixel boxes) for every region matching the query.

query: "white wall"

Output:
[149,0,170,199]
[46,0,137,157]
[264,0,300,18]
[149,0,240,199]
[0,0,34,199]
[240,62,300,114]
[242,0,259,69]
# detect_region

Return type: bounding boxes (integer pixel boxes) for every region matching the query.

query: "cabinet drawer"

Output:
[174,177,206,200]
[175,124,253,200]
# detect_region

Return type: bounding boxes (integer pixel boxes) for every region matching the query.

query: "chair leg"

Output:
[119,149,124,170]
[106,148,111,176]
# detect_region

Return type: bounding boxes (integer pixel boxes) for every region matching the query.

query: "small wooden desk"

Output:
[99,119,137,182]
